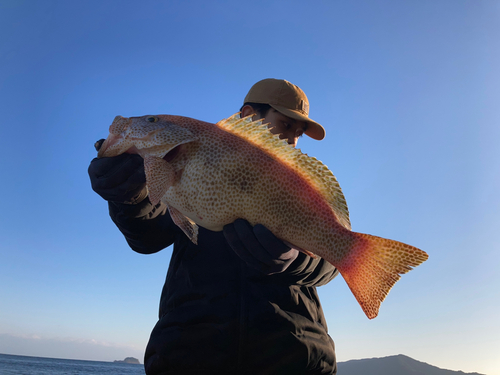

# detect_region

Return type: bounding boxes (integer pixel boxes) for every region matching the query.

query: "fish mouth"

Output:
[97,135,117,158]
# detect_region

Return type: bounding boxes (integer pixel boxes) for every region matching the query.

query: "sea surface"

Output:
[0,353,146,375]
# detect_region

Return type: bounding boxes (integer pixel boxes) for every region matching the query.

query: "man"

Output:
[88,79,338,374]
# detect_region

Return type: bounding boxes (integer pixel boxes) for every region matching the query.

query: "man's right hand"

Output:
[88,152,147,204]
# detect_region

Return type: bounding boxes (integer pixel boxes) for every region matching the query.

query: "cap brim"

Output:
[270,104,325,140]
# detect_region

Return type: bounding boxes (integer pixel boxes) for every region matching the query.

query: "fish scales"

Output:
[98,113,428,319]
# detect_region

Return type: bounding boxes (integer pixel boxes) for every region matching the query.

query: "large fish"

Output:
[98,113,428,319]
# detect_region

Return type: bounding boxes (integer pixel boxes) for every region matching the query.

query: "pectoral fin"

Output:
[168,205,199,244]
[144,156,175,205]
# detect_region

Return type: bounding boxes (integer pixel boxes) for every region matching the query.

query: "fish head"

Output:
[97,115,197,159]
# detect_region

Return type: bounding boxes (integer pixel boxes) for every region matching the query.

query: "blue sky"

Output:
[1,0,499,373]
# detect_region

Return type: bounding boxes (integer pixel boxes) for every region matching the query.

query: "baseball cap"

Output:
[243,78,325,140]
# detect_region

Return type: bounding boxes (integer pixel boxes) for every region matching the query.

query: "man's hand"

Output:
[88,150,147,204]
[223,219,299,275]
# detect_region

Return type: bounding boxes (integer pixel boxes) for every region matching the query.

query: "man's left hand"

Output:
[223,219,299,275]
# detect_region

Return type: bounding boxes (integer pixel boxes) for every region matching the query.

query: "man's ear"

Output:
[240,105,257,119]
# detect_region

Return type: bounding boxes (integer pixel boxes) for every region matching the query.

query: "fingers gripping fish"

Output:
[97,113,428,319]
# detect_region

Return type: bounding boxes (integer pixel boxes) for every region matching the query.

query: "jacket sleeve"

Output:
[108,198,180,254]
[275,252,339,287]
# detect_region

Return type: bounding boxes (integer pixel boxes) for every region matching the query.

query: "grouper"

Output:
[97,112,428,319]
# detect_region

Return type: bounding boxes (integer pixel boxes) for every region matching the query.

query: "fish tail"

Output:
[335,231,428,319]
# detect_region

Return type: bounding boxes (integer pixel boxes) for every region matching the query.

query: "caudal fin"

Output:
[335,232,428,319]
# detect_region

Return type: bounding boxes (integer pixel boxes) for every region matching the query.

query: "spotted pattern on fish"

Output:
[97,112,428,319]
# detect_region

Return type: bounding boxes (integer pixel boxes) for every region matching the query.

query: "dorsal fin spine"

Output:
[216,113,351,230]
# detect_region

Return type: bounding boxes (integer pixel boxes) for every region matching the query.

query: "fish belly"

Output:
[163,145,340,257]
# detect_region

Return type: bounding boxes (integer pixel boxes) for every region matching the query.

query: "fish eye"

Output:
[146,116,158,123]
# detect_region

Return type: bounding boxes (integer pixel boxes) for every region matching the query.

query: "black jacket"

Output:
[109,199,338,375]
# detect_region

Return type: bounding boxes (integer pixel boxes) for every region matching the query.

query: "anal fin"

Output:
[283,241,318,259]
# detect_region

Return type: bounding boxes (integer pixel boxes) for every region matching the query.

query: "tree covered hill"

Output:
[338,354,485,375]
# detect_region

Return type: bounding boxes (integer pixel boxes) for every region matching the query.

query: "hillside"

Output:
[338,354,485,375]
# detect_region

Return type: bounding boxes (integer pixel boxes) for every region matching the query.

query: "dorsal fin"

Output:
[216,113,351,230]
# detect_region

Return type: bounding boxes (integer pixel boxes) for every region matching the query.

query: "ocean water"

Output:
[0,353,145,375]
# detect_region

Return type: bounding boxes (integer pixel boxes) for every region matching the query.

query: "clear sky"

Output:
[0,0,499,373]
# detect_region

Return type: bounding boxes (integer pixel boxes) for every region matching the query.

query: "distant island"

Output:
[113,357,140,364]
